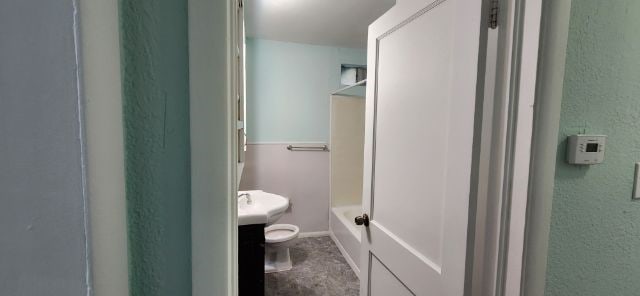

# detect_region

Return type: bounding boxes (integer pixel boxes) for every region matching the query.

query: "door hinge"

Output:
[489,0,499,29]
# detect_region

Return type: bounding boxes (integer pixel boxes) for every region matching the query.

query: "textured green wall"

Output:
[545,1,640,295]
[119,0,191,295]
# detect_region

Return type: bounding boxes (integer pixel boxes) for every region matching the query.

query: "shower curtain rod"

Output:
[331,79,367,95]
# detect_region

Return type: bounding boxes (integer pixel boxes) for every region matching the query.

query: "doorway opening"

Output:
[206,0,547,294]
[234,1,394,295]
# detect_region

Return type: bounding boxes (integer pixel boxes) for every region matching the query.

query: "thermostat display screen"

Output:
[586,143,599,152]
[567,134,606,165]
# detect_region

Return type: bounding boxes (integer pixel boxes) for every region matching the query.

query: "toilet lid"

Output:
[265,224,299,243]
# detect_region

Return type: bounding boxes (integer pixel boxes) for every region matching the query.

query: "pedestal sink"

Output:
[238,190,289,226]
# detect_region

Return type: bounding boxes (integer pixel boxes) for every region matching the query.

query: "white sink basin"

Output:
[238,190,289,226]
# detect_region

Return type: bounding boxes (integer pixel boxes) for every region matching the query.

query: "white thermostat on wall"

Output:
[566,134,607,165]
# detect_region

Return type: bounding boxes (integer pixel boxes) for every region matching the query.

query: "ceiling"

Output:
[245,0,396,49]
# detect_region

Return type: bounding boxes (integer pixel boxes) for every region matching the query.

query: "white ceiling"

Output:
[245,0,396,49]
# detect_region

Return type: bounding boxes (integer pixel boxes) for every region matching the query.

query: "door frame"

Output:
[189,0,239,295]
[480,0,581,295]
[478,0,547,294]
[490,0,543,294]
[489,0,576,295]
[456,0,546,293]
[186,0,547,294]
[519,1,573,295]
[78,0,129,294]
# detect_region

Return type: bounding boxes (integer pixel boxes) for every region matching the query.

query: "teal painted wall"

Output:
[246,38,366,142]
[119,0,191,295]
[545,1,640,295]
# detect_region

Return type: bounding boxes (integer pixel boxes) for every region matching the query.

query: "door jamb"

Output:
[474,0,545,294]
[78,0,129,294]
[189,0,238,295]
[492,0,575,295]
[495,0,544,293]
[519,1,573,295]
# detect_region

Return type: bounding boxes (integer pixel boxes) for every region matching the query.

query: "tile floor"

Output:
[265,236,359,296]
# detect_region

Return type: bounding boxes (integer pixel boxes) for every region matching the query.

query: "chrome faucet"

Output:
[238,192,252,204]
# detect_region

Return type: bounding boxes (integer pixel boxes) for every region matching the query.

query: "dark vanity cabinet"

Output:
[238,224,265,296]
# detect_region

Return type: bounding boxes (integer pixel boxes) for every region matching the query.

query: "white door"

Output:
[359,0,485,295]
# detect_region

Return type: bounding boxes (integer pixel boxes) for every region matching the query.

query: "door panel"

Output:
[367,222,442,293]
[373,0,454,266]
[361,0,484,295]
[370,255,414,296]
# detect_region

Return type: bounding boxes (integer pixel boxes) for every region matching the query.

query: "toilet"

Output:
[264,224,299,273]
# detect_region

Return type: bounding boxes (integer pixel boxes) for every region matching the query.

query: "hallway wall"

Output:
[120,0,191,295]
[0,0,89,294]
[545,1,640,295]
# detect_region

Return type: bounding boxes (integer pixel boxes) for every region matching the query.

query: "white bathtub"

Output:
[330,205,362,277]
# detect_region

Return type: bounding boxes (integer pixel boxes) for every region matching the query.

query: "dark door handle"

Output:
[355,214,370,227]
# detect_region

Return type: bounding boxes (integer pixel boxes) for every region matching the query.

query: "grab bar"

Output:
[286,144,329,152]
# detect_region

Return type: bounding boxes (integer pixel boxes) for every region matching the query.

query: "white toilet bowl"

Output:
[264,224,299,273]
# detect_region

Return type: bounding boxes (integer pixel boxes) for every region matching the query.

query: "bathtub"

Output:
[330,205,362,277]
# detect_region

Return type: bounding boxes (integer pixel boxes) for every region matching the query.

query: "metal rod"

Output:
[331,79,367,95]
[286,144,329,152]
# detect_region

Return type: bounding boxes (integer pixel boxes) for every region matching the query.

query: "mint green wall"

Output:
[545,1,640,295]
[120,0,191,295]
[246,38,366,142]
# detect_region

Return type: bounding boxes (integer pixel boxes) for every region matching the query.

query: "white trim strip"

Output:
[298,231,331,238]
[78,0,129,294]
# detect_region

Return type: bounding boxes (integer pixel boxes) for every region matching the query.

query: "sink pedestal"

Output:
[238,224,265,296]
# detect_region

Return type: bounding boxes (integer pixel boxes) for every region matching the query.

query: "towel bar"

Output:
[286,145,329,152]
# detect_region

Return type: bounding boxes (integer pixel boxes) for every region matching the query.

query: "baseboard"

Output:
[298,231,330,238]
[329,231,360,279]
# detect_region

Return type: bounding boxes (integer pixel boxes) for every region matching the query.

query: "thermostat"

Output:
[566,134,607,165]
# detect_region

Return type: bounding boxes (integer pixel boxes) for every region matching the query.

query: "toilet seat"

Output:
[264,224,299,243]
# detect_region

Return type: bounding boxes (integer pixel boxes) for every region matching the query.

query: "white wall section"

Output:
[240,143,330,232]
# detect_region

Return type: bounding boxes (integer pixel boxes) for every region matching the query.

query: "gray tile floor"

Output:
[265,236,360,296]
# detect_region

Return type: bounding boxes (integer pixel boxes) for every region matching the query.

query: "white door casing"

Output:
[360,0,486,295]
